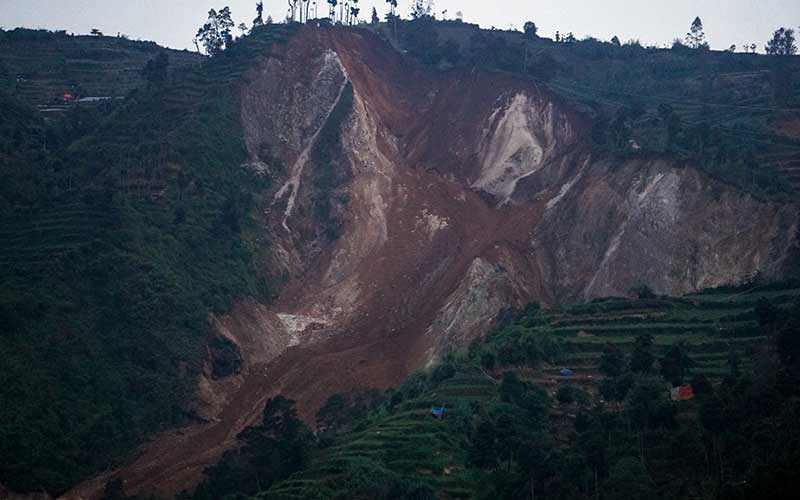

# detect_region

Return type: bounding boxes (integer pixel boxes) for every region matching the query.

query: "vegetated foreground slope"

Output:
[252,284,800,500]
[63,25,799,499]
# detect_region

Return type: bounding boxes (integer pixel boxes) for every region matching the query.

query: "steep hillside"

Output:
[59,24,800,500]
[0,25,295,496]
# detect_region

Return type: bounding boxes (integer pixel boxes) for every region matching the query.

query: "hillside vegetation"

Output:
[179,283,800,500]
[0,25,296,494]
[0,28,202,106]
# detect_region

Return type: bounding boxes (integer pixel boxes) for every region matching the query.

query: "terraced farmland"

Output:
[534,285,799,384]
[0,29,203,106]
[0,202,110,271]
[256,284,799,499]
[261,369,498,500]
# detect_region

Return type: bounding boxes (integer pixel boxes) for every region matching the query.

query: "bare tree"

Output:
[385,0,397,17]
[411,0,434,19]
[386,0,398,39]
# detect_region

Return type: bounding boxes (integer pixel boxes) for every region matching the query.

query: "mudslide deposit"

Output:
[64,26,799,499]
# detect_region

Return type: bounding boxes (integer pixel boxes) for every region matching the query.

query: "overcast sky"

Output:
[1,0,799,52]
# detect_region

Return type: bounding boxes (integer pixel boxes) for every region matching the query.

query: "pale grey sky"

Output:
[1,0,799,52]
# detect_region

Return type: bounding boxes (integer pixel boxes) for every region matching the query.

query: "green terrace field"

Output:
[247,282,799,500]
[261,368,498,500]
[0,29,203,106]
[0,202,109,271]
[535,284,799,381]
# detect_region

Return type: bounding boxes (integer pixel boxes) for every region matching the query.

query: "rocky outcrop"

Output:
[532,160,798,301]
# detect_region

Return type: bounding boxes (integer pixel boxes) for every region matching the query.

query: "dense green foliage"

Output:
[187,396,314,500]
[0,25,295,494]
[167,285,800,500]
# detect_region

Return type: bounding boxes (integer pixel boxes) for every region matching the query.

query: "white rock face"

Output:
[424,257,523,365]
[271,50,351,233]
[416,208,449,240]
[474,93,575,202]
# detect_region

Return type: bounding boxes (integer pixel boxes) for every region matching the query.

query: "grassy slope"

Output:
[259,283,799,499]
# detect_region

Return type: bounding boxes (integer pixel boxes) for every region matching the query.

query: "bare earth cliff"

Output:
[64,26,798,499]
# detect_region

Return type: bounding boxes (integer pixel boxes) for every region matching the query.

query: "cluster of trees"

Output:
[597,336,700,404]
[184,396,314,499]
[765,27,798,55]
[141,52,169,83]
[475,294,799,500]
[194,7,234,56]
[177,365,455,499]
[476,298,799,500]
[195,2,800,62]
[554,30,577,44]
[409,0,434,19]
[671,17,799,57]
[323,0,362,25]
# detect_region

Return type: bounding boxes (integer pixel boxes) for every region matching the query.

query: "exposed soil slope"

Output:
[63,25,799,500]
